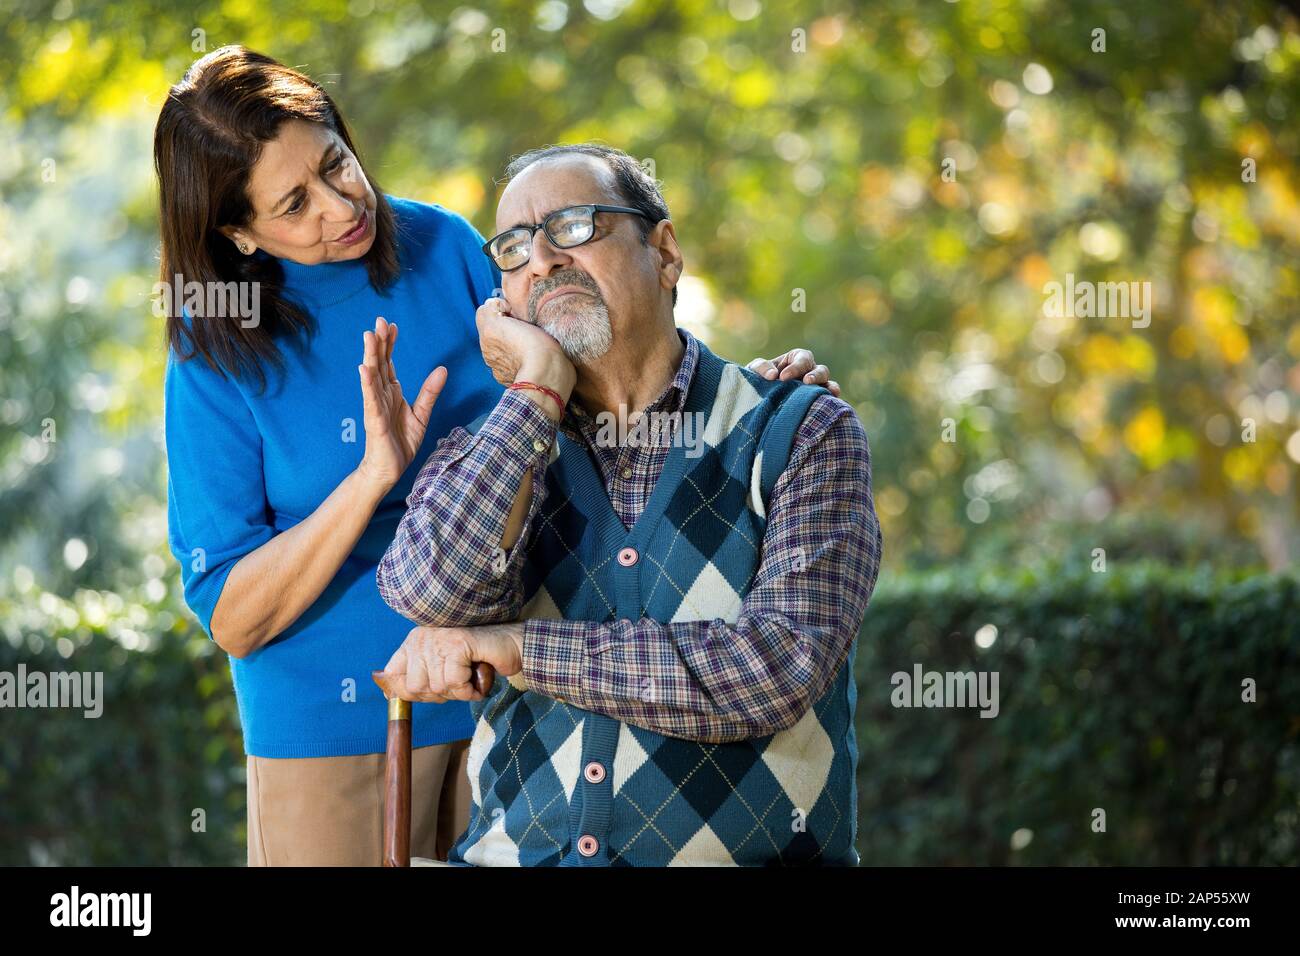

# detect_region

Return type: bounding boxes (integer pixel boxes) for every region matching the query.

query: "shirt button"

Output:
[532,438,548,453]
[577,835,600,857]
[584,761,606,784]
[617,547,639,567]
[620,467,633,479]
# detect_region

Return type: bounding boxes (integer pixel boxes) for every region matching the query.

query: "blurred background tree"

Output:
[0,0,1296,864]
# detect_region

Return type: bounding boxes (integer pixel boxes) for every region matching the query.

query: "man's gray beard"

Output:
[539,301,613,366]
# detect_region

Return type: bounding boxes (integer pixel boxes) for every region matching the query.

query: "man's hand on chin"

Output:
[383,622,524,703]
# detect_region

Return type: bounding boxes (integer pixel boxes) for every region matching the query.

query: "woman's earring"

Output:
[237,241,251,254]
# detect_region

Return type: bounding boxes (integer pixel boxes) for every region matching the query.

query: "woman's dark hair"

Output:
[155,45,398,389]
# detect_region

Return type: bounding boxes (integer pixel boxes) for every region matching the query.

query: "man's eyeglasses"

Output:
[482,204,655,272]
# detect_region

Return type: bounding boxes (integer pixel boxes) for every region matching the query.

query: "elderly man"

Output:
[376,143,882,866]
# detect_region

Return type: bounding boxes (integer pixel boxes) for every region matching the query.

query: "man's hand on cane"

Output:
[382,623,525,703]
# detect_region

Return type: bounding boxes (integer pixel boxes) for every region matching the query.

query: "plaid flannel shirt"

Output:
[377,327,882,742]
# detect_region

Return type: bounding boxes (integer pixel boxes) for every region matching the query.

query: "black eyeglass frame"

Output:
[481,204,656,271]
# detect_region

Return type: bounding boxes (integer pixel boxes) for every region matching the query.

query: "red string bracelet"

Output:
[508,381,566,418]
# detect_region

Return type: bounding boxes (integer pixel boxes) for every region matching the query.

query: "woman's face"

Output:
[223,118,377,265]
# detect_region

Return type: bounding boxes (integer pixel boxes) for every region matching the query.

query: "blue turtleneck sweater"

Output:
[165,197,502,757]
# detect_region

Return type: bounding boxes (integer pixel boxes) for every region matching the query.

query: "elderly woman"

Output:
[158,44,838,866]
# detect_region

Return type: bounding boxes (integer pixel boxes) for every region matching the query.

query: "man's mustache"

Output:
[528,270,603,324]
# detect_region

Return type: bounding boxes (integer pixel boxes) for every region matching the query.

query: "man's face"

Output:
[494,155,664,365]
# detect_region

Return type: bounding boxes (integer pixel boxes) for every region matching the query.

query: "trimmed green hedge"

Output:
[0,590,243,866]
[3,563,1296,865]
[854,563,1299,865]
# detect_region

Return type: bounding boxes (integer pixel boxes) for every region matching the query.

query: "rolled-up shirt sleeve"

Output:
[377,388,559,626]
[521,396,883,743]
[165,350,276,640]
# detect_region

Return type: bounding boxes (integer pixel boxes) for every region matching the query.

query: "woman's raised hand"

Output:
[357,316,447,493]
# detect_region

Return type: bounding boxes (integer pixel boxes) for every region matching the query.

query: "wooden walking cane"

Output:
[371,662,496,867]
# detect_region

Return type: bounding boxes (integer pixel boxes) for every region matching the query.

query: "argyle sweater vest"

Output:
[448,341,860,866]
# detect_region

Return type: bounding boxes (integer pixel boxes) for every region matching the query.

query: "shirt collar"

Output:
[663,326,700,415]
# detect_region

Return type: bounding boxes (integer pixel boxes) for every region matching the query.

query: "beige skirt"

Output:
[246,738,472,866]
